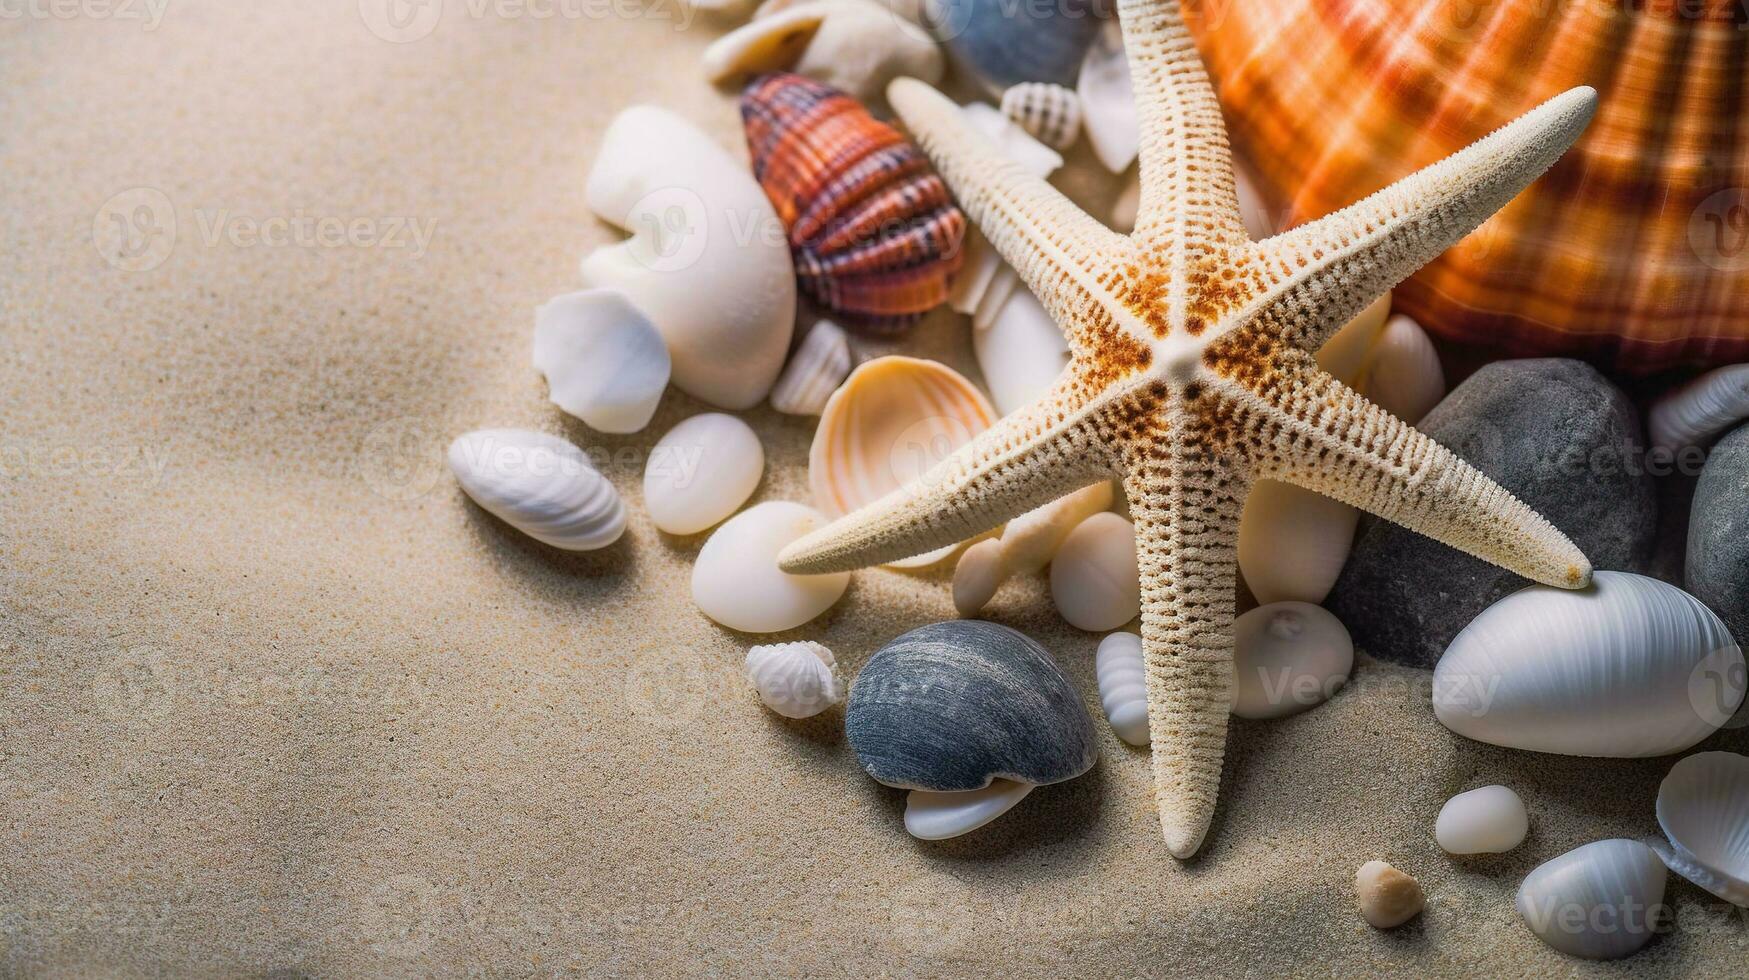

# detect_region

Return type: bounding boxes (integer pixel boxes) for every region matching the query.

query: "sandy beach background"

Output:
[2,1,1745,974]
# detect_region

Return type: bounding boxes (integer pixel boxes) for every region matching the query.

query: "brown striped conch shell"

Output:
[1186,0,1749,373]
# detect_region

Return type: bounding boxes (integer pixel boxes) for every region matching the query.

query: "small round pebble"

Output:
[1049,512,1139,631]
[644,413,764,535]
[691,501,849,633]
[1355,860,1424,929]
[1435,785,1528,855]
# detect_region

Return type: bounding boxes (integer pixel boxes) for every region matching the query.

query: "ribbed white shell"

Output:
[1648,363,1749,454]
[745,641,841,719]
[1000,82,1082,151]
[1654,751,1749,907]
[1515,839,1667,960]
[770,319,852,416]
[1433,571,1745,757]
[1096,631,1148,746]
[447,429,626,550]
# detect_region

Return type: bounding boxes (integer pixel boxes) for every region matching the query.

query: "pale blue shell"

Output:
[925,0,1106,96]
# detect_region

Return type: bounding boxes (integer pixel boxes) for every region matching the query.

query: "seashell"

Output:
[1096,631,1148,747]
[972,282,1071,417]
[582,106,795,410]
[1110,171,1139,233]
[680,0,756,16]
[810,356,997,568]
[1185,0,1749,373]
[447,429,625,551]
[1515,840,1667,960]
[1314,293,1391,386]
[1433,571,1747,758]
[924,0,1106,97]
[1435,785,1529,855]
[741,73,967,333]
[847,621,1097,834]
[1654,751,1749,907]
[1236,480,1357,606]
[1230,602,1353,720]
[643,413,765,536]
[999,82,1081,152]
[951,538,1004,619]
[745,640,842,718]
[1362,314,1446,426]
[1232,151,1283,241]
[703,0,943,113]
[957,101,1064,182]
[1076,17,1136,174]
[1050,512,1139,631]
[532,289,670,435]
[1355,861,1424,930]
[769,319,852,416]
[953,481,1114,616]
[1648,364,1749,455]
[692,501,851,632]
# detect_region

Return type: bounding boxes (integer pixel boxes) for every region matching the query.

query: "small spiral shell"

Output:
[745,641,841,719]
[1000,82,1082,151]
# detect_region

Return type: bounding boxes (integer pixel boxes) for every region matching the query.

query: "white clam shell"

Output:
[1648,363,1749,454]
[769,319,851,416]
[904,778,1034,840]
[1076,19,1136,173]
[1315,293,1392,385]
[582,106,795,410]
[745,641,841,719]
[1049,512,1139,632]
[1515,839,1667,960]
[702,0,942,113]
[1362,314,1446,426]
[1000,82,1081,151]
[447,429,626,551]
[1654,750,1749,906]
[1433,571,1746,758]
[1096,631,1149,746]
[643,413,764,535]
[532,289,670,434]
[972,285,1071,417]
[1435,785,1529,855]
[692,501,850,633]
[1230,601,1353,720]
[1237,480,1357,605]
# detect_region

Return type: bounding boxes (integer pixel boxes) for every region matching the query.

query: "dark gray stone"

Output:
[1328,358,1656,669]
[846,621,1097,792]
[1687,423,1749,646]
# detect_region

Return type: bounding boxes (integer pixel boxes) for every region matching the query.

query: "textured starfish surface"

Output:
[779,0,1597,858]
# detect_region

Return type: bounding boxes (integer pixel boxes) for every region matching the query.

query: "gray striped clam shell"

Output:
[847,621,1098,792]
[1000,82,1082,151]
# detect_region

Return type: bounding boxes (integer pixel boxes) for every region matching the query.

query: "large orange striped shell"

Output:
[741,73,967,334]
[1186,0,1749,374]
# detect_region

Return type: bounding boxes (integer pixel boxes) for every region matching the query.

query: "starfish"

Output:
[779,0,1597,857]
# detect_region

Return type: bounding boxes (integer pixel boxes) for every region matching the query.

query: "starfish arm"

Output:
[778,395,1116,574]
[887,77,1126,338]
[1245,86,1597,353]
[1124,451,1245,859]
[1246,364,1592,589]
[1116,0,1248,250]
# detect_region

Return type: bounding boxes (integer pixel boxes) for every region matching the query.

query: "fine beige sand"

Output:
[3,3,1746,976]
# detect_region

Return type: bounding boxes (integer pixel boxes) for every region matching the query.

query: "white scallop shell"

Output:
[1000,82,1081,151]
[745,641,841,718]
[904,778,1034,840]
[702,0,942,113]
[1435,785,1529,855]
[770,319,851,416]
[1648,363,1749,454]
[1077,19,1136,173]
[1654,750,1749,906]
[532,289,670,435]
[1433,571,1746,758]
[692,501,851,633]
[1049,512,1139,632]
[1515,839,1667,960]
[1363,314,1446,425]
[1237,480,1357,605]
[447,429,626,551]
[1096,631,1148,746]
[643,413,764,535]
[1231,601,1353,719]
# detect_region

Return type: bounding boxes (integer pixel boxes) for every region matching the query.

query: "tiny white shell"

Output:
[532,290,670,434]
[1362,314,1446,425]
[1648,363,1749,454]
[643,413,765,535]
[1515,839,1667,960]
[1076,19,1136,173]
[1096,631,1149,746]
[702,0,943,113]
[770,319,852,416]
[448,429,626,551]
[1654,750,1749,906]
[1049,512,1139,632]
[952,538,1006,619]
[1230,602,1353,719]
[1433,571,1746,758]
[904,778,1034,840]
[746,641,841,718]
[1001,481,1115,576]
[1237,480,1357,605]
[1435,785,1529,855]
[692,501,850,633]
[1000,82,1082,151]
[1355,860,1424,929]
